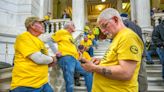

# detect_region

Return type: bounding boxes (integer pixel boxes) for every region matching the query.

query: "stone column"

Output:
[84,0,88,23]
[72,0,85,31]
[117,0,122,13]
[49,0,53,13]
[53,0,58,19]
[39,0,44,18]
[135,0,151,28]
[130,0,136,22]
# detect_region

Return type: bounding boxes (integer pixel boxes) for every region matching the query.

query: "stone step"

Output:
[94,51,106,53]
[0,80,11,92]
[63,86,87,92]
[94,56,103,59]
[148,76,164,86]
[146,70,162,77]
[74,86,87,92]
[146,64,162,70]
[0,67,12,92]
[94,53,103,55]
[94,49,108,51]
[0,71,12,81]
[97,44,109,46]
[148,85,164,92]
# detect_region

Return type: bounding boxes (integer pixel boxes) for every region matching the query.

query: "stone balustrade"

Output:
[45,18,71,33]
[142,27,153,42]
[153,13,164,26]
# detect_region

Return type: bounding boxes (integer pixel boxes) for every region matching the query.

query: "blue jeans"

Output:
[58,56,92,92]
[87,47,94,57]
[10,83,53,92]
[93,39,98,48]
[145,49,156,63]
[157,47,164,78]
[145,48,162,63]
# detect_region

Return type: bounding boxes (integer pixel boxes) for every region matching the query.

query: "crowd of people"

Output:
[9,8,164,92]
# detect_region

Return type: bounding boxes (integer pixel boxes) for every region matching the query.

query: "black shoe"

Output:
[146,62,154,64]
[75,81,81,86]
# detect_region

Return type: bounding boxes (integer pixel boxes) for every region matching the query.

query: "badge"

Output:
[130,45,138,54]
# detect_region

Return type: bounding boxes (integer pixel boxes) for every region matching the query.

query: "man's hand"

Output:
[48,56,57,67]
[91,57,101,65]
[55,51,62,59]
[80,57,96,72]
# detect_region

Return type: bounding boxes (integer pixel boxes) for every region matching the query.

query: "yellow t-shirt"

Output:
[82,51,92,61]
[11,32,48,90]
[92,28,144,92]
[80,39,92,48]
[87,34,95,41]
[51,29,79,59]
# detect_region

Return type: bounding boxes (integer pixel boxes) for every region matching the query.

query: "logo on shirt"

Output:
[130,45,138,54]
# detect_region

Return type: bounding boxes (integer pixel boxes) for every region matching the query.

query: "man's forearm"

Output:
[92,65,134,81]
[29,52,53,64]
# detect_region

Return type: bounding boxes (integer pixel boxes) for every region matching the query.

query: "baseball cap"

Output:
[120,13,128,20]
[78,45,84,50]
[25,16,45,28]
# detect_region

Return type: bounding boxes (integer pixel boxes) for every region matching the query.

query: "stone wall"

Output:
[0,0,52,64]
[0,0,19,64]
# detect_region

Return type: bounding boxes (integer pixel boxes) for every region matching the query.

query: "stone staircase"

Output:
[147,60,164,92]
[72,40,164,92]
[0,67,12,92]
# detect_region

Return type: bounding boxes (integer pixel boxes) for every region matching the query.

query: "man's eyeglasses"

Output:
[98,18,113,30]
[99,22,109,30]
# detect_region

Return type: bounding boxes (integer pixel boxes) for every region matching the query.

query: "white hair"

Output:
[97,8,121,23]
[64,21,74,29]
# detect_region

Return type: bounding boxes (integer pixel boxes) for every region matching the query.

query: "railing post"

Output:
[153,13,164,26]
[55,22,59,31]
[155,16,159,26]
[46,23,49,33]
[60,22,64,29]
[50,22,54,33]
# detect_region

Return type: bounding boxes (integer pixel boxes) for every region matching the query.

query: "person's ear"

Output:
[30,23,35,29]
[113,16,118,23]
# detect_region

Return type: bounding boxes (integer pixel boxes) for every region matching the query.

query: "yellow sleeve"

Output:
[51,32,61,42]
[15,37,39,58]
[117,36,143,62]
